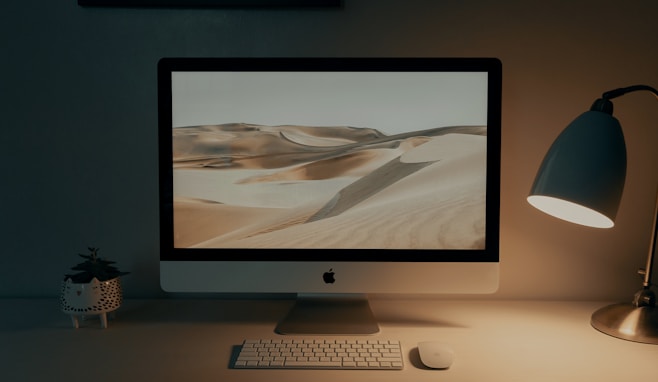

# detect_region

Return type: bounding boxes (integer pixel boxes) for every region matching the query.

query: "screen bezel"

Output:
[158,57,501,264]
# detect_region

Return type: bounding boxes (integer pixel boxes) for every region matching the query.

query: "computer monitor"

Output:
[158,57,501,334]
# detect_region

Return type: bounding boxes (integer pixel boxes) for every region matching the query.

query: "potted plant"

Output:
[60,247,130,329]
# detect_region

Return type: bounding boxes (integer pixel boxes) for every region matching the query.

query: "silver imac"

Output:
[158,57,501,334]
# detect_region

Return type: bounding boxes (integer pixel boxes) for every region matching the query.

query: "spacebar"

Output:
[284,361,343,368]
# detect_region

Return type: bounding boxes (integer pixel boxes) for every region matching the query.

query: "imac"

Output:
[158,57,501,334]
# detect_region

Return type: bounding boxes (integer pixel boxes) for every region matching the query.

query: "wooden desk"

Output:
[2,298,657,381]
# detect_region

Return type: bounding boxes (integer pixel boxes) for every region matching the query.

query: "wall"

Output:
[1,0,657,300]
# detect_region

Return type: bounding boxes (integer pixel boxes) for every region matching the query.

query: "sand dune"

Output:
[172,123,487,249]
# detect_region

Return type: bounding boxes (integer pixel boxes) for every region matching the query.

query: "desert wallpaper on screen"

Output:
[171,123,487,250]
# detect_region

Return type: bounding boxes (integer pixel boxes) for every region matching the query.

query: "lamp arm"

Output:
[633,190,658,307]
[601,84,658,100]
[590,85,658,114]
[619,84,658,307]
[640,188,658,288]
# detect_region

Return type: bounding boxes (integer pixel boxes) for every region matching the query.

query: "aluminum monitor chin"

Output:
[158,57,501,332]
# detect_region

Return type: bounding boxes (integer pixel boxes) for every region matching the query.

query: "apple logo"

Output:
[322,268,336,284]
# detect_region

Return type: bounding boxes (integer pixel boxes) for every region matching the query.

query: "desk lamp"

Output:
[527,84,658,344]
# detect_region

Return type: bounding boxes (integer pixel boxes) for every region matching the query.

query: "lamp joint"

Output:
[589,98,614,114]
[633,287,656,308]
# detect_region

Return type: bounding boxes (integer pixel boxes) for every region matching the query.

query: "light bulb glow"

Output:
[527,195,614,228]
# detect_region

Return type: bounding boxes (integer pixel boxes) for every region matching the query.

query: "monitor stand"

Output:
[274,293,380,335]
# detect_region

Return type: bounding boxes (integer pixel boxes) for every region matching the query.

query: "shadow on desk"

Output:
[1,297,468,331]
[120,298,469,328]
[0,298,293,331]
[118,299,294,325]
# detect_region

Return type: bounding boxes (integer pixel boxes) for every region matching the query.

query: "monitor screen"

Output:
[158,57,501,333]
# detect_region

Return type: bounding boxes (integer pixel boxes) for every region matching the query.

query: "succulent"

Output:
[64,247,130,283]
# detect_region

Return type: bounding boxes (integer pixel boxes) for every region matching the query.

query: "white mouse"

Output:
[417,341,454,369]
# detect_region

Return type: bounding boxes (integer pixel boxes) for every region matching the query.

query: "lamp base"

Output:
[591,302,658,344]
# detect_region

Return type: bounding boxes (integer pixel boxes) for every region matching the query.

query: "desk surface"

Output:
[2,298,657,382]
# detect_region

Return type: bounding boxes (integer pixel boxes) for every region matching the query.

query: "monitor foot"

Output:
[275,294,380,335]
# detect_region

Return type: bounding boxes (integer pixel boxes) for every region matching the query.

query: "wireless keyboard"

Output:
[234,338,404,370]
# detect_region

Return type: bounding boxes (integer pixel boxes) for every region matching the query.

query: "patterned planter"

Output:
[60,277,123,329]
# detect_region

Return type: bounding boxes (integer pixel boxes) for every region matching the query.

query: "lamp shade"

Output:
[528,110,627,228]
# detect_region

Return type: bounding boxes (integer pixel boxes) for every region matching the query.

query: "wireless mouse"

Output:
[417,341,454,369]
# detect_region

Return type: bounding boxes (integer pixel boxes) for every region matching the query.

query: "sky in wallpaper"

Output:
[171,71,488,134]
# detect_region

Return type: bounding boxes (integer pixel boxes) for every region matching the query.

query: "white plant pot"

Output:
[60,277,123,329]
